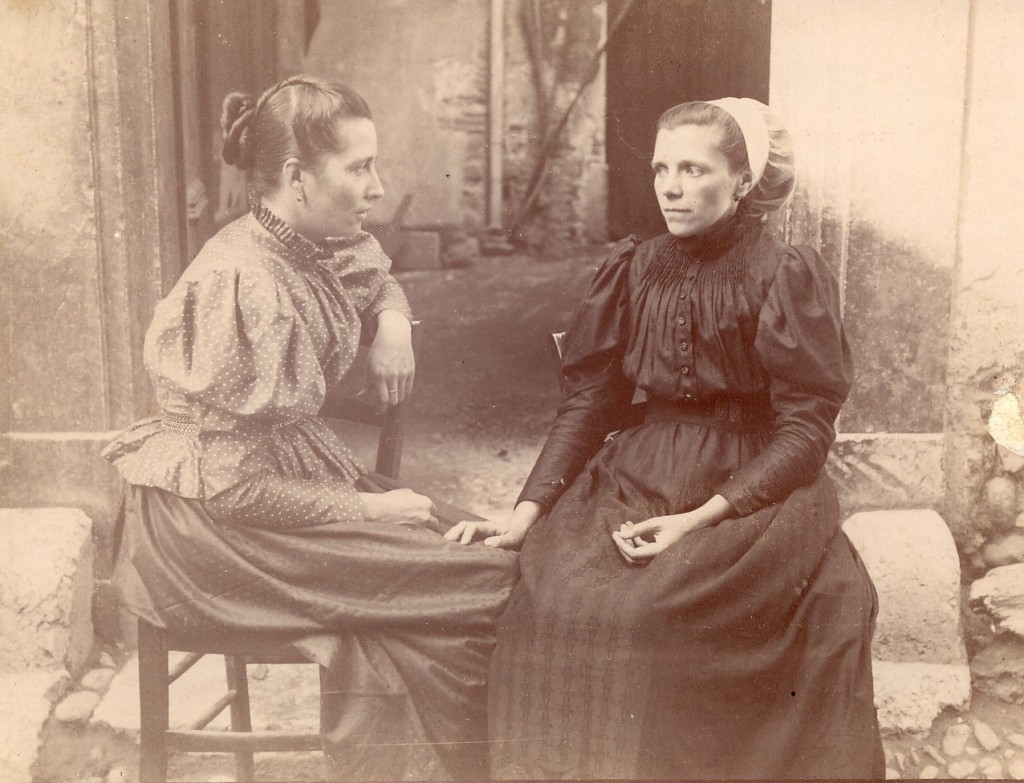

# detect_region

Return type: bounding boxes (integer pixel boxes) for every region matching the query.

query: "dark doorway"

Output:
[606,0,772,239]
[167,0,302,276]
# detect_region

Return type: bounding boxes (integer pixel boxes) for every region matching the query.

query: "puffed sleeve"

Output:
[144,264,326,421]
[517,237,639,510]
[368,274,412,320]
[716,245,853,516]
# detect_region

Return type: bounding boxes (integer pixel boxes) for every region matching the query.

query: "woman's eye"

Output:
[686,167,703,177]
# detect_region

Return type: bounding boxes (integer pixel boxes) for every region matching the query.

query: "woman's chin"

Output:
[666,223,701,239]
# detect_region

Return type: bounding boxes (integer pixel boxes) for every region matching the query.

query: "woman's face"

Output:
[302,117,384,239]
[652,124,748,238]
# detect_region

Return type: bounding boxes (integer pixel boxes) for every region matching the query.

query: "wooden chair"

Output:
[134,322,483,782]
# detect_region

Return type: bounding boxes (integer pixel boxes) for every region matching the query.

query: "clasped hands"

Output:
[613,495,733,563]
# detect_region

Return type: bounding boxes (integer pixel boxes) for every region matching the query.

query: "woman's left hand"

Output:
[611,495,734,565]
[366,310,414,412]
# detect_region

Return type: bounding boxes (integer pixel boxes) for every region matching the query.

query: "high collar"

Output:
[672,211,759,260]
[251,201,369,263]
[252,201,333,261]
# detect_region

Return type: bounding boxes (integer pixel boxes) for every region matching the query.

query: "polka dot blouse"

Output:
[102,208,412,504]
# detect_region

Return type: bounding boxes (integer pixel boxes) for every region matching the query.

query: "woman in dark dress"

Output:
[103,76,517,781]
[447,98,884,779]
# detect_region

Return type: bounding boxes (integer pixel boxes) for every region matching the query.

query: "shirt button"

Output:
[679,293,688,300]
[676,317,686,326]
[681,366,690,375]
[679,342,689,351]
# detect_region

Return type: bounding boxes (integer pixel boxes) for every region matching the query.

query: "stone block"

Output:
[983,475,1019,526]
[442,235,480,268]
[843,509,967,665]
[970,635,1024,705]
[0,670,68,783]
[981,533,1024,569]
[998,444,1024,474]
[391,231,442,271]
[0,508,94,675]
[872,661,971,734]
[827,434,944,512]
[844,510,972,732]
[0,434,120,522]
[971,563,1024,637]
[94,652,319,734]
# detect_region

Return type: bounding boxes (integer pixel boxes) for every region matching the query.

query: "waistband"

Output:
[160,410,200,437]
[160,410,299,437]
[644,395,772,433]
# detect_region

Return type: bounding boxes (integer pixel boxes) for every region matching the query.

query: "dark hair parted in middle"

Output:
[220,76,372,197]
[657,102,750,175]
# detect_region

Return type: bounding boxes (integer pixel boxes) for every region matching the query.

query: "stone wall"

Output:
[773,0,1024,696]
[943,0,1024,571]
[502,0,608,248]
[0,0,177,521]
[302,0,608,247]
[948,0,1024,699]
[304,0,490,230]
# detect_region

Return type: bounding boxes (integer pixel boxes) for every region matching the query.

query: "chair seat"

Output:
[157,627,314,662]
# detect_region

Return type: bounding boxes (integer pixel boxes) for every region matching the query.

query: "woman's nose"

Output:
[367,168,385,200]
[659,174,682,198]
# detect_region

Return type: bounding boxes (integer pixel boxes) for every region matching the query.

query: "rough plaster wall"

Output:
[0,1,104,432]
[770,0,966,437]
[303,0,489,229]
[943,0,1024,569]
[503,0,607,248]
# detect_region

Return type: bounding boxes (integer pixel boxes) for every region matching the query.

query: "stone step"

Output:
[0,670,69,783]
[0,508,95,676]
[843,509,972,733]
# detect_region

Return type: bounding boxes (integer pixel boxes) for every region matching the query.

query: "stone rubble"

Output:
[942,719,972,757]
[79,667,116,692]
[53,690,101,725]
[0,508,96,780]
[881,709,1024,780]
[974,718,1002,750]
[971,563,1024,637]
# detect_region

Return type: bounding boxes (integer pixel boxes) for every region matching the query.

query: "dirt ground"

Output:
[370,246,610,520]
[34,246,1024,781]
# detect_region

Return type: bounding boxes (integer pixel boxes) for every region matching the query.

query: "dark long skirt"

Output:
[488,419,884,779]
[116,481,518,781]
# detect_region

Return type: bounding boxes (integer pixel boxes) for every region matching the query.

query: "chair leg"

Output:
[137,620,169,783]
[225,655,256,782]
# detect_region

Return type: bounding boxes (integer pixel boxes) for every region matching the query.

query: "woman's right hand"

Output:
[444,501,542,549]
[360,489,437,527]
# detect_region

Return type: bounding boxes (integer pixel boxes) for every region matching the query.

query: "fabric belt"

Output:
[160,410,200,437]
[160,410,298,437]
[644,395,772,434]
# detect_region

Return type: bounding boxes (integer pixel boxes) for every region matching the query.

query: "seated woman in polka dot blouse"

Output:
[103,76,517,781]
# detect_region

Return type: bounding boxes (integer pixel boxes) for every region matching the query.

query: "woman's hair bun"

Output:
[220,92,257,168]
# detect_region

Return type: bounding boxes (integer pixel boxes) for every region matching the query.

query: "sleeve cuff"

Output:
[516,476,566,511]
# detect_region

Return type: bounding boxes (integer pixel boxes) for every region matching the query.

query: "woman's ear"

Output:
[736,169,755,200]
[281,157,305,199]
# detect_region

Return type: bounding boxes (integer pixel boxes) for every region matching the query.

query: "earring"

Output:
[295,187,305,203]
[732,193,743,202]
